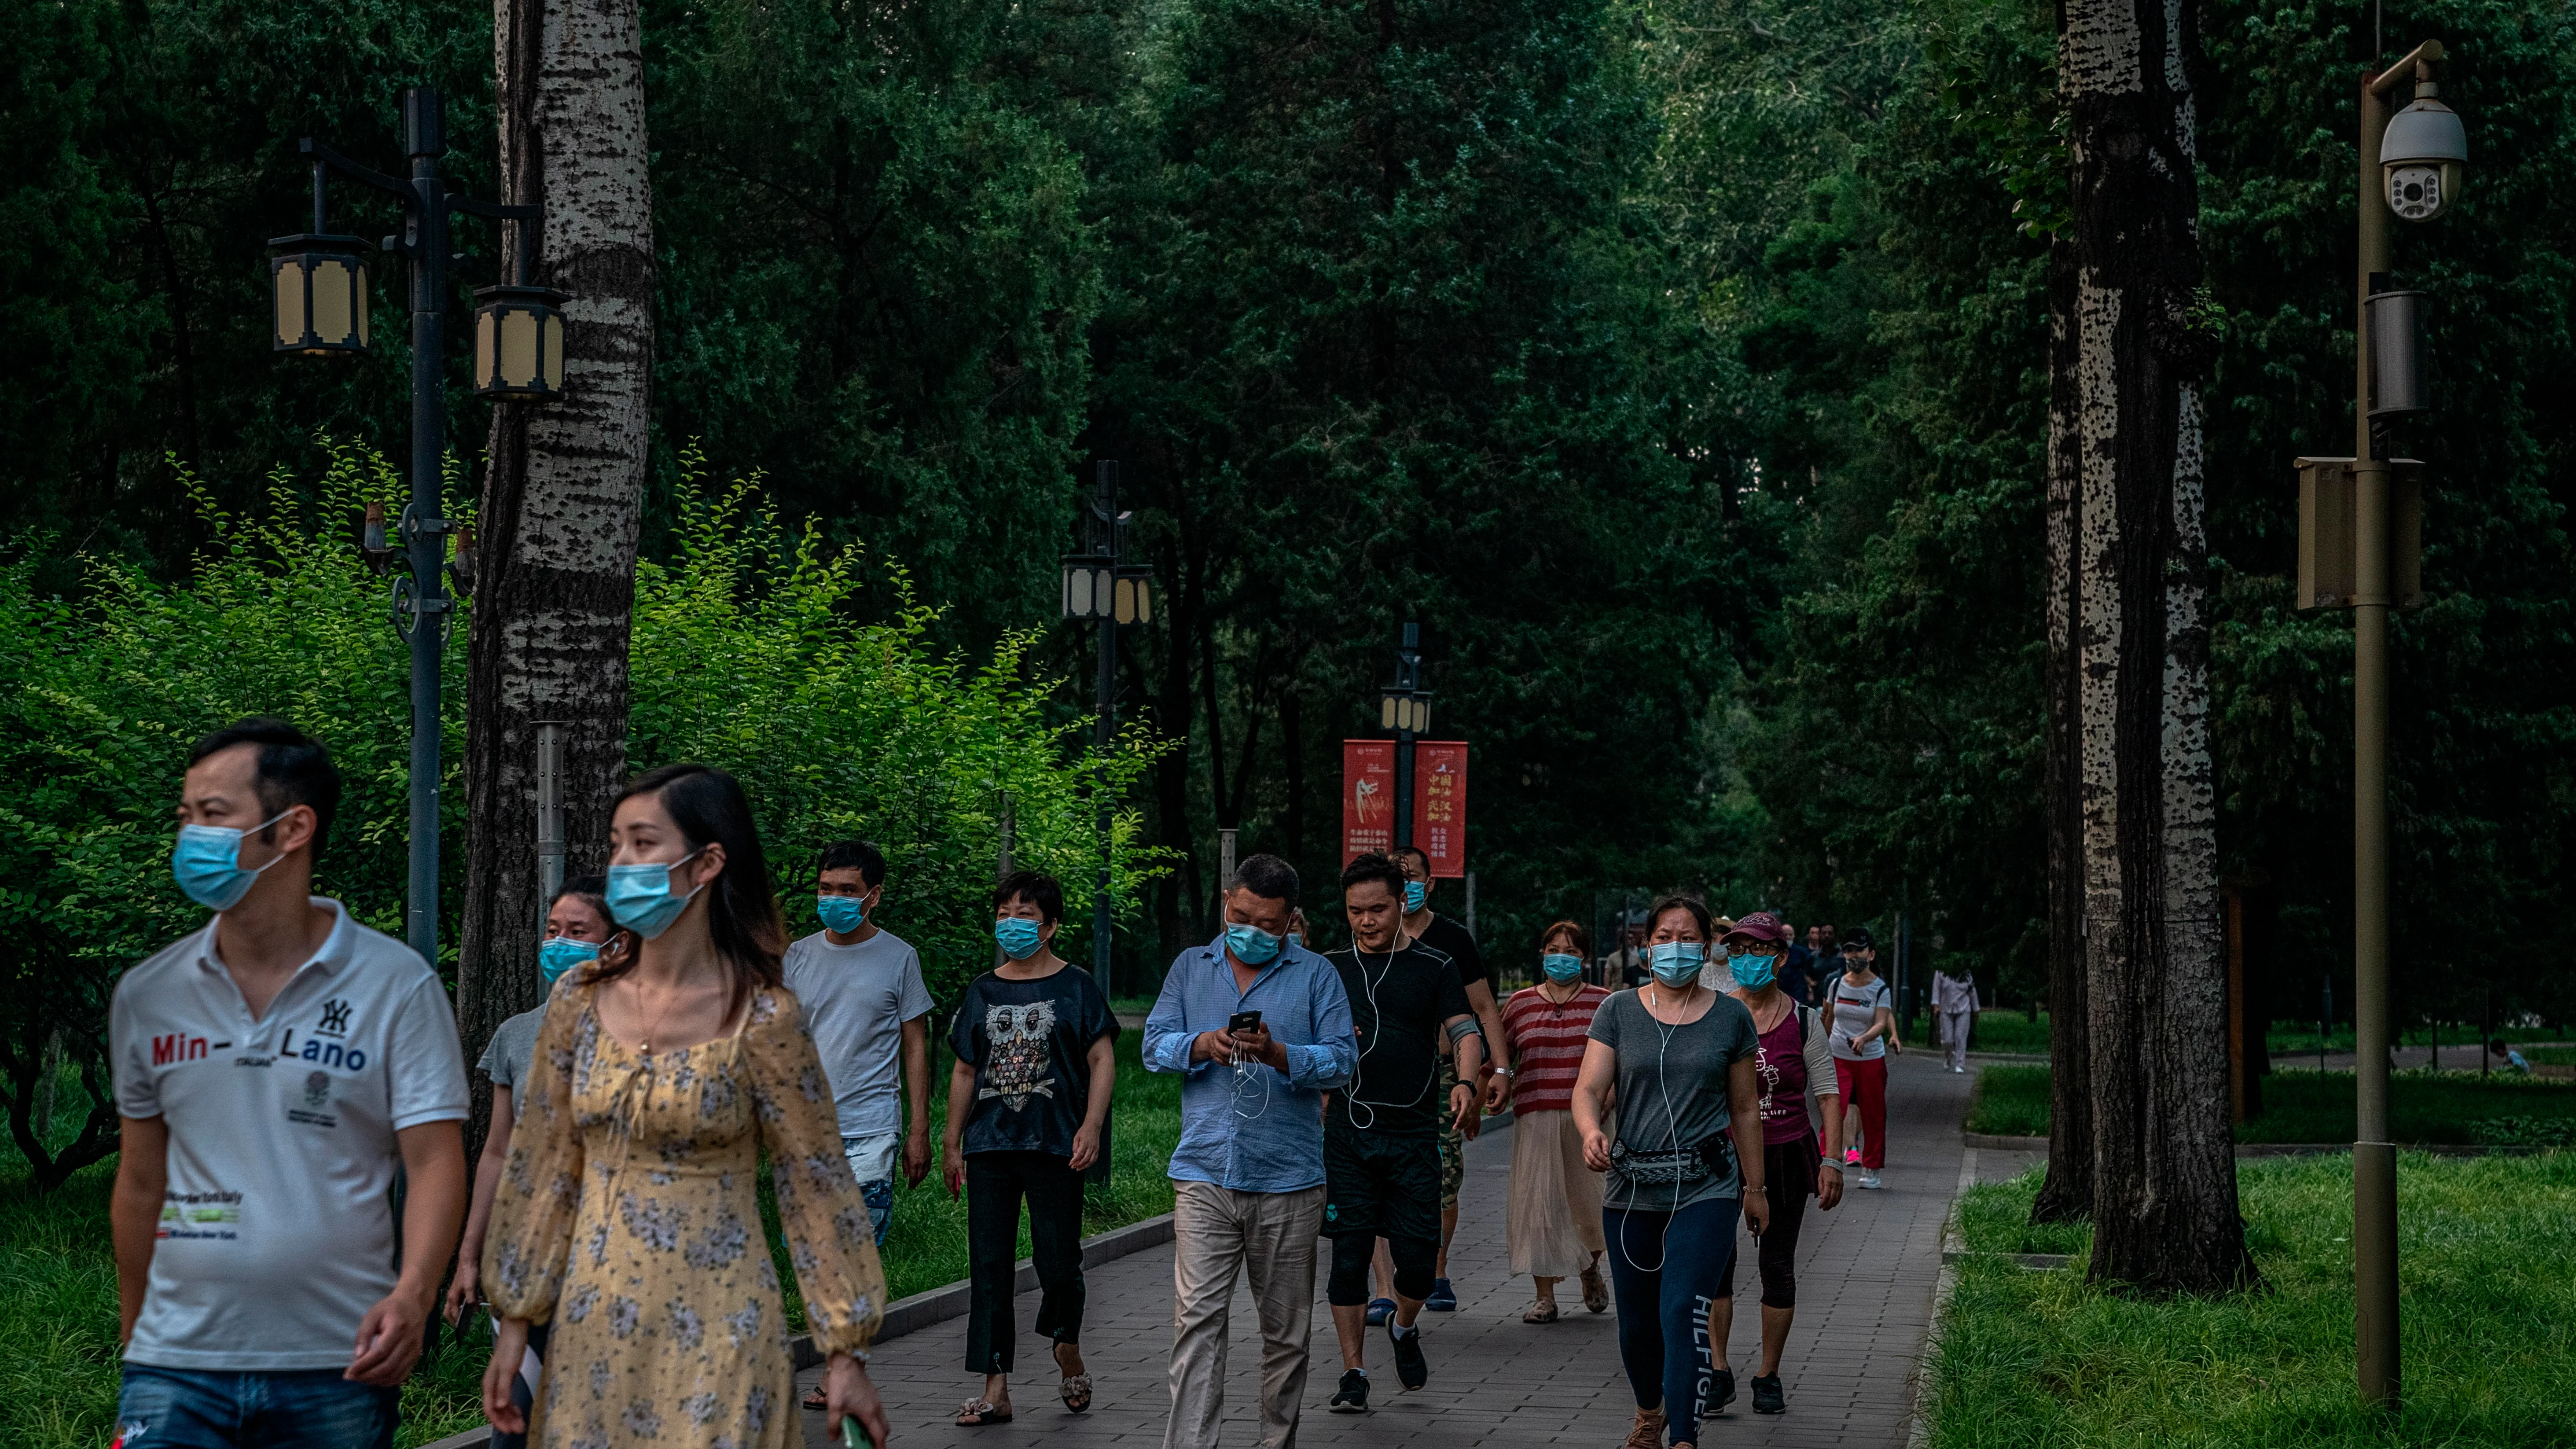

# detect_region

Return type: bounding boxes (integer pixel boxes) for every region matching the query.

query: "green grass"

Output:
[2263,1024,2567,1057]
[1966,1065,2576,1144]
[2,1036,1184,1449]
[1953,1008,2053,1054]
[1929,1155,2576,1448]
[2527,1046,2576,1067]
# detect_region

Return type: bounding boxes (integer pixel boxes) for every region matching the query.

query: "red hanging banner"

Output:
[1341,740,1396,864]
[1411,741,1468,877]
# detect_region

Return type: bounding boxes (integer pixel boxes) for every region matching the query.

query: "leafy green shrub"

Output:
[0,445,1168,1188]
[2467,1116,2575,1150]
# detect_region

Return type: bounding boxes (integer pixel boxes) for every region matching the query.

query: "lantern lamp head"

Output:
[270,235,373,355]
[473,284,569,400]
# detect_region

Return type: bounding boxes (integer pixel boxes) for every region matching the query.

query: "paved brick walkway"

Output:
[805,1052,1983,1449]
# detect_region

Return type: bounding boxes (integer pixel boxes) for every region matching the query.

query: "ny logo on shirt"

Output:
[317,999,353,1036]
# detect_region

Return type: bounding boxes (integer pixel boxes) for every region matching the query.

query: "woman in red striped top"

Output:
[1488,920,1612,1323]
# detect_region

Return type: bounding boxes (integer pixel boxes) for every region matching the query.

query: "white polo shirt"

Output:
[110,896,470,1371]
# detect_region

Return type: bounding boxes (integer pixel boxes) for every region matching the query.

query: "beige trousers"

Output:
[1164,1181,1327,1449]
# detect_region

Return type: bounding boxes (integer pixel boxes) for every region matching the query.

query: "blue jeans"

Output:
[116,1364,397,1449]
[1603,1195,1742,1447]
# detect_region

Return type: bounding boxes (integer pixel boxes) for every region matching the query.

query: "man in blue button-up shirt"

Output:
[1148,853,1355,1449]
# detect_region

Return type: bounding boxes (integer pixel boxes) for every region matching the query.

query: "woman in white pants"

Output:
[1931,968,1981,1073]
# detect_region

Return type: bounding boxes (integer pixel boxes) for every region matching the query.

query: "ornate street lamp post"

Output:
[273,85,565,967]
[1378,623,1429,850]
[1061,461,1150,991]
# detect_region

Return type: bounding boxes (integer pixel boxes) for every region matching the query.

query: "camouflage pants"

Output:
[1438,1058,1465,1210]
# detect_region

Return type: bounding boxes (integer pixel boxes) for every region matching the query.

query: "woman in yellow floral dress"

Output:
[481,764,894,1449]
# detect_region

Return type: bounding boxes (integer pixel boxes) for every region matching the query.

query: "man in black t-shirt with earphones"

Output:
[1319,853,1482,1412]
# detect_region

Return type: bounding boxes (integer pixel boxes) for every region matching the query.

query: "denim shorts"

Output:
[842,1131,900,1244]
[117,1363,397,1449]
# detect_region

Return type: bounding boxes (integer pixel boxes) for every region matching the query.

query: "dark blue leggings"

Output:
[1603,1195,1742,1447]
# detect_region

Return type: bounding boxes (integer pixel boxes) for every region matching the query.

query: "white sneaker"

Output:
[1856,1169,1883,1189]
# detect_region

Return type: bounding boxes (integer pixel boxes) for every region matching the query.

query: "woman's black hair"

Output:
[1646,894,1715,943]
[993,870,1065,925]
[587,764,786,1019]
[554,873,612,919]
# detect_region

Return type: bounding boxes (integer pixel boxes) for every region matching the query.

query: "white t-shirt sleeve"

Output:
[1803,1008,1837,1095]
[388,973,471,1130]
[110,978,159,1119]
[898,947,933,1022]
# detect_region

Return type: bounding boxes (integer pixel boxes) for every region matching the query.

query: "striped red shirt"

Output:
[1503,983,1610,1114]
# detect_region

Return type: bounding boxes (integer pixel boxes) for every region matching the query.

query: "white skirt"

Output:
[1507,1108,1606,1277]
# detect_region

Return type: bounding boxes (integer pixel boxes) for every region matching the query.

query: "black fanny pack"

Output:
[1610,1131,1736,1184]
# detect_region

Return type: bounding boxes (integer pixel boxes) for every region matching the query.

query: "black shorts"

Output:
[1322,1125,1442,1243]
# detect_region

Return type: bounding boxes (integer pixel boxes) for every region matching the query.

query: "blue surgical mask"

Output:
[995,916,1046,960]
[1286,932,1304,952]
[606,849,706,940]
[1226,923,1284,967]
[1403,880,1428,913]
[816,892,870,935]
[1648,941,1706,988]
[540,935,602,987]
[169,813,292,911]
[1730,949,1778,990]
[1541,953,1584,983]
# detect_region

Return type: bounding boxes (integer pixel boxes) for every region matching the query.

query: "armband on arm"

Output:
[1444,1019,1481,1045]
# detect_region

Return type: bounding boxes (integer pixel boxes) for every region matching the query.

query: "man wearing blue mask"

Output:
[110,718,470,1449]
[1146,853,1357,1449]
[782,840,934,1252]
[1389,844,1506,1314]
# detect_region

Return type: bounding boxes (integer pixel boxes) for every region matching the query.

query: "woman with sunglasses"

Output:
[1572,895,1767,1449]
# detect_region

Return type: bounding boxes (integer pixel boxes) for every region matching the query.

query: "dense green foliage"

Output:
[0,448,1155,1184]
[3,0,2569,1030]
[1935,1156,2576,1446]
[1967,1063,2576,1143]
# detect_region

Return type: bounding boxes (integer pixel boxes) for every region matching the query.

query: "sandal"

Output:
[1522,1301,1560,1324]
[1581,1263,1610,1313]
[955,1398,1014,1426]
[801,1386,830,1411]
[1059,1372,1094,1413]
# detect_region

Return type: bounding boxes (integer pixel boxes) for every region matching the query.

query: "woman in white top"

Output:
[1827,928,1900,1189]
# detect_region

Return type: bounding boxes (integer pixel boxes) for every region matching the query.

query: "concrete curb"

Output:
[1962,1132,2542,1157]
[419,1210,1179,1449]
[1904,1144,1981,1449]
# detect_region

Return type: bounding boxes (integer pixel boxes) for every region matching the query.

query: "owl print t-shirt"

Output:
[949,962,1119,1159]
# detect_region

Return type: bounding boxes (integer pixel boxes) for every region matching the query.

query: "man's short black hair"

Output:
[816,839,886,888]
[186,717,340,860]
[1390,843,1430,873]
[994,870,1065,925]
[1340,852,1406,901]
[1228,853,1300,908]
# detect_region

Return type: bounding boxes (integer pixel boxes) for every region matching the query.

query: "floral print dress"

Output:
[487,981,885,1449]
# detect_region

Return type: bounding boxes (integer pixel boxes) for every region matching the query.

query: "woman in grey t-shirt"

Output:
[1573,895,1765,1449]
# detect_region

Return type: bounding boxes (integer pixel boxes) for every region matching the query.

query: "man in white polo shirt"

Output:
[109,718,469,1449]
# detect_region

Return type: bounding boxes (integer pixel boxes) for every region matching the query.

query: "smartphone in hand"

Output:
[1227,1010,1263,1034]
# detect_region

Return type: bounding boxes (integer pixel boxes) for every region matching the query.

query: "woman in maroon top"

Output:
[1488,920,1612,1322]
[1711,912,1845,1416]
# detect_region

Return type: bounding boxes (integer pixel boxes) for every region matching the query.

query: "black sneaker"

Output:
[1329,1368,1369,1412]
[1389,1324,1429,1390]
[1710,1368,1736,1415]
[1751,1373,1785,1414]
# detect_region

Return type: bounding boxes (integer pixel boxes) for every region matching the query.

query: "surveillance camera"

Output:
[2379,84,2467,224]
[2385,165,2446,222]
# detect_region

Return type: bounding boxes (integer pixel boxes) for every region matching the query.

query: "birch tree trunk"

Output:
[456,0,654,1150]
[2032,234,2094,1225]
[2062,0,2253,1291]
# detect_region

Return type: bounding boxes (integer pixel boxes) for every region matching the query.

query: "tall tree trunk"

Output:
[456,0,655,1155]
[2033,234,2093,1225]
[2063,0,2252,1292]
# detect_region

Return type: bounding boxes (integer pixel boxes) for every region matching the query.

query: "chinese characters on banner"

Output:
[1341,741,1394,863]
[1411,742,1467,877]
[1341,739,1468,874]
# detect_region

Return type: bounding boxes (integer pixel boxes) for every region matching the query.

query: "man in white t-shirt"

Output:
[782,839,935,1247]
[110,718,469,1449]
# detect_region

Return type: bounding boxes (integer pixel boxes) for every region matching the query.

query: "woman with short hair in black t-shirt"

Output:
[942,871,1119,1424]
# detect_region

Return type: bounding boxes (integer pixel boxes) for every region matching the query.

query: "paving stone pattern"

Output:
[803,1053,1977,1449]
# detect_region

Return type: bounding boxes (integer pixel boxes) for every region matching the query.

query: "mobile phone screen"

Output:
[1228,1010,1262,1034]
